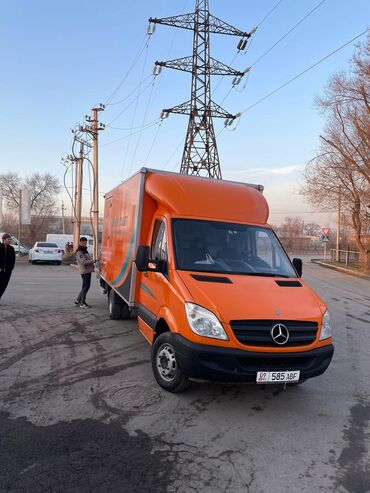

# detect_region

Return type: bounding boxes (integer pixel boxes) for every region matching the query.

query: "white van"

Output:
[46,234,94,254]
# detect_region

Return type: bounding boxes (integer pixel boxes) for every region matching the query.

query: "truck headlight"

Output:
[185,303,228,341]
[319,310,333,340]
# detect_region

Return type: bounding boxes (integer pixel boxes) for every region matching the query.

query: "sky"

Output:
[0,0,369,227]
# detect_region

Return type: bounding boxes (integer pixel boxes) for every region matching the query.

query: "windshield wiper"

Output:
[183,268,292,278]
[244,273,291,278]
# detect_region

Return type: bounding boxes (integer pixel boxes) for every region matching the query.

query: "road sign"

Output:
[322,235,329,242]
[321,227,330,236]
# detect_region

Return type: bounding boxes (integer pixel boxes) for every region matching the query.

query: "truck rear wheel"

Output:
[152,333,189,392]
[108,289,130,320]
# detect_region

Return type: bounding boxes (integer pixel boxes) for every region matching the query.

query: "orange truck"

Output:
[100,168,334,392]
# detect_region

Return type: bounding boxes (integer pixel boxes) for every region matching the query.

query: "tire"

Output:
[56,261,61,265]
[108,289,130,320]
[151,333,190,393]
[120,302,130,320]
[31,260,36,265]
[29,259,31,263]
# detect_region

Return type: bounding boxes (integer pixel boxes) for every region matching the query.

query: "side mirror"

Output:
[135,245,150,271]
[293,258,303,277]
[155,259,168,275]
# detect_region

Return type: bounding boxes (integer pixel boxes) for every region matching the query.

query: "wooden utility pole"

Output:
[61,201,66,234]
[336,192,341,262]
[88,105,104,260]
[73,143,84,251]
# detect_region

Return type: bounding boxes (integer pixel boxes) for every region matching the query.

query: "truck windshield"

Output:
[172,219,297,278]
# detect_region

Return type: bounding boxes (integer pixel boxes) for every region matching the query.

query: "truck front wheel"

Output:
[152,333,189,392]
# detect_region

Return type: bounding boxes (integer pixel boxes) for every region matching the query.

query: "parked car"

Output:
[0,232,29,256]
[29,242,63,265]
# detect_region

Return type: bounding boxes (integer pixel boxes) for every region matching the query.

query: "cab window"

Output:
[151,220,168,261]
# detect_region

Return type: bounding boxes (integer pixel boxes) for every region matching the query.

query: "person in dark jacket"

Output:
[0,233,16,301]
[75,237,96,308]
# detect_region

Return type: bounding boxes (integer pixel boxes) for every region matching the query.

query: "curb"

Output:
[310,259,370,280]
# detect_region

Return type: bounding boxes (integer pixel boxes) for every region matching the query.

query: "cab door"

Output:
[138,217,170,338]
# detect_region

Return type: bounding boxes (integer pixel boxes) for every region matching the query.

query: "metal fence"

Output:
[330,248,362,267]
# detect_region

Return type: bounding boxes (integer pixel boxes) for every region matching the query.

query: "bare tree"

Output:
[302,36,370,271]
[275,216,304,251]
[0,172,60,244]
[0,212,18,234]
[303,222,321,237]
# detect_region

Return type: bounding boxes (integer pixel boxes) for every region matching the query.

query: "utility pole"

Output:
[150,0,254,179]
[86,104,105,260]
[73,142,84,251]
[18,190,22,247]
[61,200,66,234]
[336,192,341,262]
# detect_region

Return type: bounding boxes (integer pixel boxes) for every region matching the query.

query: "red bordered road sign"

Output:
[322,227,330,235]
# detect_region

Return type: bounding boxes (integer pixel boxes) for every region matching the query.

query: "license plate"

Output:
[256,370,300,384]
[44,250,53,254]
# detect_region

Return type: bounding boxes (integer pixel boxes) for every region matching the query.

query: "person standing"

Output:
[75,236,96,308]
[0,233,16,301]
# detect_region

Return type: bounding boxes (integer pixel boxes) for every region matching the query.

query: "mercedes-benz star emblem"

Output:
[271,323,289,345]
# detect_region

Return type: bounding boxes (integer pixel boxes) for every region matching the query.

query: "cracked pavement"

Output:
[0,260,369,492]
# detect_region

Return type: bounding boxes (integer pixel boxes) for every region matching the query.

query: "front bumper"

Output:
[172,334,334,383]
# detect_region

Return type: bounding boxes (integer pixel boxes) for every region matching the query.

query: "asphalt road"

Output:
[0,259,369,493]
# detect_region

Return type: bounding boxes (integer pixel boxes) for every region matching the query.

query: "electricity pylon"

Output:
[149,0,253,179]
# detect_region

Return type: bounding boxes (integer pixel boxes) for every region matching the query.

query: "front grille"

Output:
[230,320,318,347]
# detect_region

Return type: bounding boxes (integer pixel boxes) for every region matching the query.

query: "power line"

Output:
[107,76,156,125]
[128,77,157,176]
[144,121,163,164]
[120,39,151,178]
[163,138,184,171]
[214,0,285,96]
[214,29,368,150]
[217,0,328,109]
[100,120,160,147]
[104,34,151,106]
[239,28,368,115]
[250,0,328,69]
[104,75,153,107]
[256,0,285,28]
[105,118,159,131]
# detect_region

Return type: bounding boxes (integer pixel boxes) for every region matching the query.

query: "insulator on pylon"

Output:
[237,38,248,51]
[234,112,241,119]
[160,110,169,119]
[232,76,242,86]
[153,63,162,76]
[224,118,232,126]
[243,67,251,74]
[147,22,156,35]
